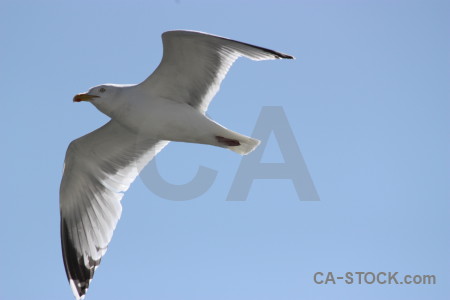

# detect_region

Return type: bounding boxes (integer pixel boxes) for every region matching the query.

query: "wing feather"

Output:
[60,120,168,299]
[141,30,294,113]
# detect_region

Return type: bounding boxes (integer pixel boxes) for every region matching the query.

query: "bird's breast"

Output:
[113,96,216,144]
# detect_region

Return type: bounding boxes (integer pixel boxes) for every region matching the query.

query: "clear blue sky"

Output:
[1,1,449,299]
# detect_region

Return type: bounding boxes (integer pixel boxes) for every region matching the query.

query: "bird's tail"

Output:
[215,133,260,155]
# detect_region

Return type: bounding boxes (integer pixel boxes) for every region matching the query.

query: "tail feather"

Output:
[232,136,260,155]
[216,134,260,155]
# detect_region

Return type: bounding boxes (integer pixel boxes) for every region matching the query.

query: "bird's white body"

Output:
[94,83,259,154]
[61,30,293,300]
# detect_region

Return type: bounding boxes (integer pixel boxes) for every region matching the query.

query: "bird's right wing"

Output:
[140,30,294,113]
[60,120,168,299]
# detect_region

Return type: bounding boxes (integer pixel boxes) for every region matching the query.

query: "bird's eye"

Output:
[99,87,106,93]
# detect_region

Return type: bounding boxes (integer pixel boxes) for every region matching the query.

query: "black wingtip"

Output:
[275,53,295,59]
[260,48,294,60]
[61,219,97,300]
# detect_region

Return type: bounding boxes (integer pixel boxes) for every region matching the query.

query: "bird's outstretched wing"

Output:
[140,30,294,113]
[60,120,168,299]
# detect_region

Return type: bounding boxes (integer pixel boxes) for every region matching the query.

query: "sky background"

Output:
[1,0,449,299]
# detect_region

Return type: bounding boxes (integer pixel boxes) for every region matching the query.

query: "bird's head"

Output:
[73,84,121,116]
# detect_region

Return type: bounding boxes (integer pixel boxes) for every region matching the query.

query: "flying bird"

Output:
[60,30,294,299]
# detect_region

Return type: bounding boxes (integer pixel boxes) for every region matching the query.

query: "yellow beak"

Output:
[73,93,99,102]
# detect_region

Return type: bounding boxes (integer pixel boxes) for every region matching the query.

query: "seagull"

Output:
[60,30,293,299]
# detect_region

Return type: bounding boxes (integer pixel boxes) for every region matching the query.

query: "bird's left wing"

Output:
[60,120,168,299]
[140,30,294,113]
